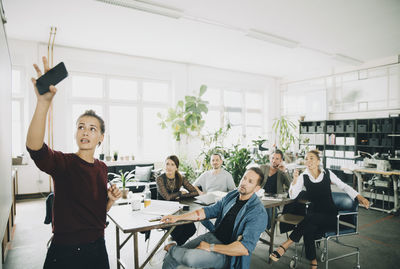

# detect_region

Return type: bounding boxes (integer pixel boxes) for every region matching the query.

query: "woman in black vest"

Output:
[270,150,369,269]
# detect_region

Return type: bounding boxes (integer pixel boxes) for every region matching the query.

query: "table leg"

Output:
[116,226,120,269]
[134,232,139,269]
[268,206,277,263]
[393,176,399,212]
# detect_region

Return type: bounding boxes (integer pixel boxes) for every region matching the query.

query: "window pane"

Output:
[245,92,262,109]
[109,79,138,100]
[245,126,263,144]
[72,104,103,154]
[224,111,242,126]
[12,70,21,94]
[224,126,243,147]
[143,107,169,161]
[246,112,262,126]
[143,82,168,102]
[224,90,241,108]
[109,106,137,158]
[202,88,220,106]
[203,110,221,133]
[72,75,103,98]
[12,101,22,157]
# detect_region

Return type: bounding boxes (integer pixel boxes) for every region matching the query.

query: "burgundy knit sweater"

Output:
[27,143,108,245]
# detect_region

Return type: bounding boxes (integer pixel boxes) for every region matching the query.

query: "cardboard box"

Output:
[358,124,367,132]
[336,125,344,132]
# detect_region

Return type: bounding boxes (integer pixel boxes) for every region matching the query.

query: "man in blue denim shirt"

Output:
[160,167,268,269]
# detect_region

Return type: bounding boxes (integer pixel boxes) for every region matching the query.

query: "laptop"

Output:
[194,191,227,206]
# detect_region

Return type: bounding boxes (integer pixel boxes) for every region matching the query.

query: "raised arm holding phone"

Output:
[27,56,121,269]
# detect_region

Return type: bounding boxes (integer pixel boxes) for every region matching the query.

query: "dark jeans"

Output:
[171,223,196,246]
[289,213,336,260]
[43,237,110,269]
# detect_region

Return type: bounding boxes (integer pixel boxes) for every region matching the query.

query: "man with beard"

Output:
[159,167,268,269]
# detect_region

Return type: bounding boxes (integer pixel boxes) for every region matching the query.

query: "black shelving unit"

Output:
[299,116,400,185]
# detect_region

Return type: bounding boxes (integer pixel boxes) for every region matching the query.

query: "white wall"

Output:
[8,38,279,194]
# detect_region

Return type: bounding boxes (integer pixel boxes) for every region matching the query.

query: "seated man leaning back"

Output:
[160,167,268,269]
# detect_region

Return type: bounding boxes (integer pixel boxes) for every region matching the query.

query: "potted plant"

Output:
[158,85,209,141]
[224,144,253,186]
[113,151,118,161]
[108,169,135,199]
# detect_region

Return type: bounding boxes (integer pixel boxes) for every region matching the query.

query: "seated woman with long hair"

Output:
[156,155,198,245]
[270,150,369,269]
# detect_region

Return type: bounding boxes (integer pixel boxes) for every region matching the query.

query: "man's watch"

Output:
[209,243,215,252]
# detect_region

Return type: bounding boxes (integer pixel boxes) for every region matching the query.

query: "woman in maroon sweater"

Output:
[26,57,121,269]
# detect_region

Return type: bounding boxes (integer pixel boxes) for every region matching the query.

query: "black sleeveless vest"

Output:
[303,170,338,216]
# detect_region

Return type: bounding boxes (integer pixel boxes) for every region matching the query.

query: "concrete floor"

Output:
[3,198,400,269]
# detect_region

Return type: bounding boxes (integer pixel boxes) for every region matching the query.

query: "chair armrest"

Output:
[336,211,358,234]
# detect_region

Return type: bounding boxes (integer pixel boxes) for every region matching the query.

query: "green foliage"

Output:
[158,85,209,141]
[272,116,298,153]
[224,144,253,186]
[108,169,135,189]
[179,159,198,183]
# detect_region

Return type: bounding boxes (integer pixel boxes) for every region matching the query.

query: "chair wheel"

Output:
[320,253,326,262]
[289,258,297,269]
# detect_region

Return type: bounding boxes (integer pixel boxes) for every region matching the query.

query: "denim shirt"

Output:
[203,190,268,269]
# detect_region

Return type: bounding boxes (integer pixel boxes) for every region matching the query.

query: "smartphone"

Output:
[36,62,68,95]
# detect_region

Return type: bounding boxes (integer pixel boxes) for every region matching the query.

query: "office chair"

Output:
[282,192,360,269]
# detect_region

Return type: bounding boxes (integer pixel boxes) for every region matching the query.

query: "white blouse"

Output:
[289,168,358,200]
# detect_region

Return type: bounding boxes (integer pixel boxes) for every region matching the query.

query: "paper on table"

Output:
[141,200,182,216]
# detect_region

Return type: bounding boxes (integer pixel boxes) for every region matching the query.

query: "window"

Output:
[201,86,264,147]
[71,75,103,98]
[281,80,326,121]
[109,79,137,100]
[69,73,171,161]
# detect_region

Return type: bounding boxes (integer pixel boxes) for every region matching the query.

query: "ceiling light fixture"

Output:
[332,53,363,65]
[94,0,183,19]
[246,29,299,48]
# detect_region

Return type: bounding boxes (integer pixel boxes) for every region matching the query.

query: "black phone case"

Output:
[36,62,68,95]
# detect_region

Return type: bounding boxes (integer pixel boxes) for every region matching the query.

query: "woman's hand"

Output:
[357,194,370,209]
[32,56,57,103]
[107,184,122,202]
[292,169,300,184]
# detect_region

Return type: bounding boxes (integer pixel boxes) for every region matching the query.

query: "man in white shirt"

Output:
[194,153,236,195]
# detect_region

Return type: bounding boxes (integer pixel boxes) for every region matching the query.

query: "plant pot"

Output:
[99,153,104,160]
[113,154,118,161]
[121,189,129,199]
[105,156,112,161]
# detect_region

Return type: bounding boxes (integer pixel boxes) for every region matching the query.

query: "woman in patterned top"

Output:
[156,155,198,245]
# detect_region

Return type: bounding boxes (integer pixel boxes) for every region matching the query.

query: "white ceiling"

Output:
[3,0,400,80]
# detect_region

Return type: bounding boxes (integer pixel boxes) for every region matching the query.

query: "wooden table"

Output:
[353,168,400,213]
[259,198,294,262]
[107,199,201,269]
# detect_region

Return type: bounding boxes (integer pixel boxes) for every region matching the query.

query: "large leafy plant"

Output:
[224,144,253,186]
[272,116,298,153]
[158,85,208,141]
